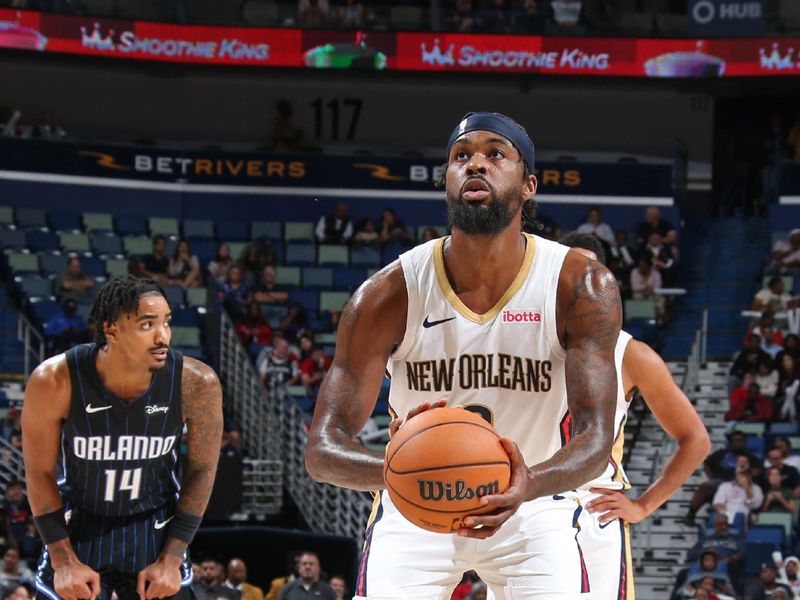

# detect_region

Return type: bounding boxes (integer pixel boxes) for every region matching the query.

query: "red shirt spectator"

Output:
[300,347,332,394]
[236,302,273,348]
[726,383,773,422]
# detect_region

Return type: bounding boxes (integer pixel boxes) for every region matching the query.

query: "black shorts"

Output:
[35,505,192,600]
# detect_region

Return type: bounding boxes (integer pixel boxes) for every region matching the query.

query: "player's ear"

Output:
[103,320,118,345]
[523,173,537,200]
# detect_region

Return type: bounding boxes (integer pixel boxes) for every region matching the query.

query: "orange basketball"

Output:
[383,407,511,533]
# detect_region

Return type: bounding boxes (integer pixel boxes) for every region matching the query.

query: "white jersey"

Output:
[580,330,632,491]
[386,233,571,469]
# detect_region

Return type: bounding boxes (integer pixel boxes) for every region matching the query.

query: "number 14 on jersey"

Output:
[104,468,142,502]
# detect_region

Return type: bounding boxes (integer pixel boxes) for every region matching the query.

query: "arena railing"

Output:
[17,313,44,384]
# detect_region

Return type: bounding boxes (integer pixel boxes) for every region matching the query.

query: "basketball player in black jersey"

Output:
[22,276,223,600]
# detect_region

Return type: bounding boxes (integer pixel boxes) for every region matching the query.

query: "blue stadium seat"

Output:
[49,210,82,232]
[217,221,249,242]
[332,266,367,291]
[31,299,61,324]
[90,233,123,256]
[288,290,320,315]
[116,215,148,237]
[26,230,60,253]
[188,238,217,268]
[183,219,215,239]
[745,542,780,577]
[162,285,185,309]
[381,243,404,266]
[746,525,785,549]
[39,253,69,276]
[745,435,765,456]
[350,246,380,267]
[15,275,53,299]
[286,243,316,266]
[251,221,282,241]
[81,257,106,278]
[171,307,203,328]
[16,208,47,229]
[302,267,333,289]
[0,229,26,250]
[770,422,800,435]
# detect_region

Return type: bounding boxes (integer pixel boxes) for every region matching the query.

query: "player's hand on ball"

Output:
[54,561,101,600]
[137,559,182,600]
[457,438,527,539]
[586,488,648,523]
[388,399,448,437]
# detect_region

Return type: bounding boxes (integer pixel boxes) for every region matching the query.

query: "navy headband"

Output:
[446,112,535,172]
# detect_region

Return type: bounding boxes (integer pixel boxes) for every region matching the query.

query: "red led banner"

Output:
[0,9,797,77]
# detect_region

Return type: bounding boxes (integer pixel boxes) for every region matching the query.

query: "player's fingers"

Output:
[388,418,402,436]
[586,497,613,511]
[137,571,147,600]
[88,571,102,600]
[599,511,620,523]
[405,402,431,421]
[588,487,618,497]
[463,510,511,529]
[75,582,93,600]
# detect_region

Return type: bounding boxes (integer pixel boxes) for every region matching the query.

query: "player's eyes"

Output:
[141,322,152,330]
[489,149,505,158]
[455,150,469,160]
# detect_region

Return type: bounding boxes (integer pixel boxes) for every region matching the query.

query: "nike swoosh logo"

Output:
[423,316,456,328]
[154,516,173,530]
[85,404,112,413]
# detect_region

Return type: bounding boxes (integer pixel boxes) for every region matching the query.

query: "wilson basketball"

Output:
[384,407,511,533]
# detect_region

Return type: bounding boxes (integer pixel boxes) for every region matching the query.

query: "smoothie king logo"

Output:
[420,38,609,71]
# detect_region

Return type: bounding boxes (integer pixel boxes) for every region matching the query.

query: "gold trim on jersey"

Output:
[365,492,383,531]
[432,233,536,325]
[611,414,631,489]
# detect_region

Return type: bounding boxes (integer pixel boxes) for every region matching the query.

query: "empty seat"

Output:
[105,258,130,278]
[16,208,47,229]
[58,232,91,253]
[6,252,40,274]
[40,253,69,276]
[90,233,123,256]
[123,236,154,257]
[242,0,279,24]
[737,422,766,435]
[318,245,349,266]
[170,307,202,328]
[16,275,53,299]
[624,299,656,322]
[320,291,350,313]
[302,267,333,289]
[148,217,179,237]
[188,238,217,267]
[27,230,60,252]
[284,222,315,243]
[0,229,26,249]
[162,285,185,309]
[350,246,380,267]
[225,242,247,260]
[83,212,114,232]
[754,514,793,539]
[81,257,106,278]
[170,326,201,348]
[32,299,61,324]
[381,244,404,266]
[0,206,13,225]
[390,5,422,29]
[217,221,249,242]
[116,215,148,237]
[275,266,301,288]
[332,266,367,291]
[286,244,316,266]
[288,290,320,315]
[251,221,282,241]
[185,287,208,307]
[183,219,215,239]
[49,210,82,232]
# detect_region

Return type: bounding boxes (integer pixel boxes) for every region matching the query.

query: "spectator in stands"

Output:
[451,571,480,600]
[747,311,786,348]
[771,229,800,274]
[636,205,676,249]
[56,256,95,302]
[253,266,288,306]
[379,208,413,246]
[296,332,315,363]
[687,513,744,591]
[223,558,263,600]
[685,431,762,525]
[32,112,66,140]
[300,345,332,396]
[420,227,440,243]
[351,218,380,248]
[278,302,309,344]
[482,0,513,33]
[755,359,779,398]
[760,446,800,492]
[236,302,273,354]
[513,0,545,33]
[16,521,40,563]
[526,211,561,241]
[446,0,481,32]
[777,556,800,597]
[761,325,785,359]
[239,238,277,286]
[265,552,300,600]
[218,265,251,321]
[466,582,487,600]
[752,564,793,599]
[44,298,89,355]
[712,455,763,523]
[775,353,800,420]
[257,336,301,391]
[168,238,202,288]
[196,559,240,600]
[335,0,366,28]
[139,235,170,284]
[729,334,773,393]
[0,482,30,550]
[630,256,665,319]
[770,437,800,471]
[208,243,234,285]
[760,466,797,513]
[297,0,330,27]
[273,100,302,152]
[328,575,348,600]
[644,232,679,286]
[549,0,583,30]
[0,548,31,590]
[679,553,736,599]
[575,206,615,247]
[776,333,799,365]
[277,551,335,600]
[753,277,794,312]
[725,381,773,423]
[316,203,353,245]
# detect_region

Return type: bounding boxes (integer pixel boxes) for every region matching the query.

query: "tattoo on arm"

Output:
[180,359,223,517]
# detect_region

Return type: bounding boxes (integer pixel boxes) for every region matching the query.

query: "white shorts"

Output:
[353,490,592,600]
[575,490,635,600]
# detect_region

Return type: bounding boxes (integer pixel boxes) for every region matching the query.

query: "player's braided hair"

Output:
[88,275,167,345]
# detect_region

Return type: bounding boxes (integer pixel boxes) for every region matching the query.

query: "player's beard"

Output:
[446,182,521,236]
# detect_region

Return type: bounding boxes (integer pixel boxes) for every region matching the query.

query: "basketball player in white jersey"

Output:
[561,233,710,600]
[306,112,623,599]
